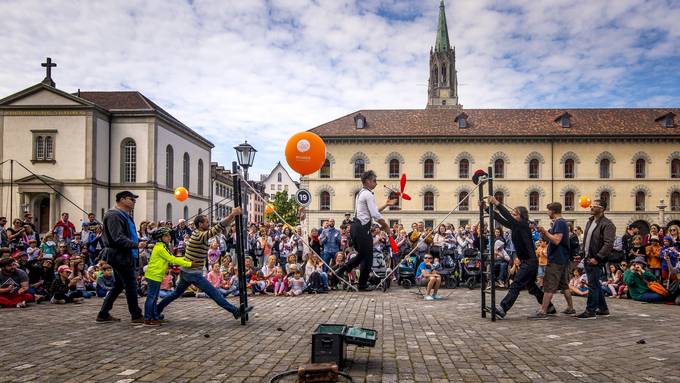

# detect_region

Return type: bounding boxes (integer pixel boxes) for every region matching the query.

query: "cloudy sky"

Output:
[1,0,679,178]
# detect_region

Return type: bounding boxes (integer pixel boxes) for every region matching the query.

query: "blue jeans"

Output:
[585,264,608,313]
[638,291,665,303]
[145,280,161,320]
[157,271,238,316]
[322,251,336,271]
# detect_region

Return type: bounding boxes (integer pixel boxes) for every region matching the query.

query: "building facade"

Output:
[0,64,213,232]
[211,162,234,222]
[304,2,680,235]
[260,162,299,199]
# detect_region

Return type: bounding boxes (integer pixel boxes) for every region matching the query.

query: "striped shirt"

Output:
[182,223,224,272]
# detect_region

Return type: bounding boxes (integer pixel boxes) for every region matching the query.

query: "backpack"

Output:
[306,271,323,292]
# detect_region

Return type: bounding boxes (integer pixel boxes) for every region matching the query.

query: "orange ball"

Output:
[265,204,274,215]
[174,187,189,202]
[285,132,326,176]
[579,196,591,209]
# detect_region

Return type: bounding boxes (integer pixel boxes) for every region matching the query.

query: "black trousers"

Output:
[97,262,142,319]
[500,261,549,312]
[342,219,373,288]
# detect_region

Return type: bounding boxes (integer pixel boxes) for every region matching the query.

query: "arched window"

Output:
[635,158,646,178]
[183,206,189,220]
[388,191,400,211]
[599,158,610,179]
[529,159,539,179]
[166,203,172,221]
[494,191,504,205]
[600,191,611,210]
[320,191,331,211]
[635,191,646,211]
[122,139,137,183]
[424,191,434,211]
[564,159,574,178]
[354,159,365,178]
[183,153,190,189]
[166,145,174,188]
[432,65,438,86]
[389,159,400,178]
[564,191,575,211]
[672,159,680,178]
[45,136,54,160]
[320,159,331,178]
[529,191,539,211]
[494,159,505,178]
[35,136,45,160]
[459,159,469,179]
[458,191,469,211]
[424,159,434,178]
[277,172,282,182]
[671,191,680,211]
[198,159,204,195]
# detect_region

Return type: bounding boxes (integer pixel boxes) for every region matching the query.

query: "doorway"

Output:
[630,220,650,238]
[39,197,50,234]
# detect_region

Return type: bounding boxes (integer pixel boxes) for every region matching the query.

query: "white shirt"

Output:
[355,188,382,225]
[583,220,598,257]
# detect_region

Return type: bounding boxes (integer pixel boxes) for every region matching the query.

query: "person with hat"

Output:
[96,191,144,323]
[172,219,192,247]
[623,257,666,303]
[0,257,34,308]
[576,198,616,319]
[49,264,84,304]
[143,227,201,325]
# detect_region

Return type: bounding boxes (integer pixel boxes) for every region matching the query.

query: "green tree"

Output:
[268,191,300,226]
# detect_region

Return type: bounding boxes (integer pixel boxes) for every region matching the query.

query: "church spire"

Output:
[434,0,451,52]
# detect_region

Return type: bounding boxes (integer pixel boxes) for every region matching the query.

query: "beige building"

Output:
[304,2,680,235]
[0,60,213,232]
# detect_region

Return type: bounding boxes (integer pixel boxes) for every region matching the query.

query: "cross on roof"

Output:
[41,57,57,87]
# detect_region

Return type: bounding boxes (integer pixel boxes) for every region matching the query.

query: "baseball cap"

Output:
[115,191,139,202]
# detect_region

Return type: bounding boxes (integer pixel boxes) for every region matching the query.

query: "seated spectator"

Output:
[287,270,305,296]
[248,270,269,295]
[272,266,288,296]
[69,259,94,298]
[329,251,349,289]
[69,233,83,256]
[27,239,39,261]
[661,236,679,281]
[261,255,277,281]
[645,235,661,278]
[568,268,588,297]
[207,262,229,296]
[494,239,510,288]
[623,257,666,303]
[96,265,115,298]
[603,264,624,297]
[159,272,175,298]
[304,254,329,291]
[26,256,49,302]
[507,257,520,285]
[416,254,442,301]
[244,256,256,281]
[0,257,34,308]
[284,254,299,276]
[40,233,57,259]
[50,265,84,304]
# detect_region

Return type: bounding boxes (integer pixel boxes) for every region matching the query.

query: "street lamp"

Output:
[234,141,257,179]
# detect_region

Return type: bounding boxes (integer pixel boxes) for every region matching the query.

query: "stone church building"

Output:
[304,1,680,235]
[0,61,212,232]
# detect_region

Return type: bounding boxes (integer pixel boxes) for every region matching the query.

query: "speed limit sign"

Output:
[295,189,312,207]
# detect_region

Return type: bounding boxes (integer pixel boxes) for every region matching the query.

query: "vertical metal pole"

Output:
[9,160,14,223]
[479,182,486,318]
[232,162,248,325]
[487,166,496,321]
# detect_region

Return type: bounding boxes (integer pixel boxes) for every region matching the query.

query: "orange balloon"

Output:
[579,196,591,209]
[265,204,274,215]
[285,132,326,176]
[174,187,189,202]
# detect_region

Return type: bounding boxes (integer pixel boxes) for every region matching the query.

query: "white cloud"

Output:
[0,0,678,178]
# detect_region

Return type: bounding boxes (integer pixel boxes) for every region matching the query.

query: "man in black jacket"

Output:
[487,196,555,318]
[96,191,143,323]
[576,198,616,319]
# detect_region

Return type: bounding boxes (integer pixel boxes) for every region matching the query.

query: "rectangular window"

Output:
[389,219,400,227]
[271,184,275,190]
[459,219,469,227]
[424,220,434,229]
[31,130,57,163]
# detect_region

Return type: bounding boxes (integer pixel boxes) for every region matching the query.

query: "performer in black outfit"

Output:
[334,170,396,291]
[487,196,555,318]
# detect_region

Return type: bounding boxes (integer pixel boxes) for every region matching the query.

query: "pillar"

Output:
[49,192,56,227]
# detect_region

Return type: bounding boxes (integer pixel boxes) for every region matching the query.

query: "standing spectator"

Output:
[172,219,192,246]
[53,213,77,244]
[576,199,616,319]
[621,225,638,258]
[532,203,575,319]
[643,224,662,246]
[0,257,33,308]
[0,216,8,248]
[95,191,143,323]
[320,219,341,270]
[22,212,37,233]
[341,213,353,230]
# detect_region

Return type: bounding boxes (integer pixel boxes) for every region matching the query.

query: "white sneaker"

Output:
[424,295,434,301]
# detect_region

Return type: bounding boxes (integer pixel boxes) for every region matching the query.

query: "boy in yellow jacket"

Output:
[144,227,200,325]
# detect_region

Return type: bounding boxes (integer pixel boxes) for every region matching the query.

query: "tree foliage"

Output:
[268,191,300,226]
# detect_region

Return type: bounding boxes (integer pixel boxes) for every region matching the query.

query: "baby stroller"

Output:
[436,253,460,289]
[397,254,417,289]
[460,248,482,289]
[369,249,391,291]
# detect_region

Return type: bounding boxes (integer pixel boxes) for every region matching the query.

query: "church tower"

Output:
[427,0,459,108]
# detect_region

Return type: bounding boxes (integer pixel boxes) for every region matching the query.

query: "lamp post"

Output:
[232,141,256,325]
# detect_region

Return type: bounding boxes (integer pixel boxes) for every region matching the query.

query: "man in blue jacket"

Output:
[95,191,143,323]
[320,218,341,270]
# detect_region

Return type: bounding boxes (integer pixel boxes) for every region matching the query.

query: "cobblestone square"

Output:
[2,288,679,383]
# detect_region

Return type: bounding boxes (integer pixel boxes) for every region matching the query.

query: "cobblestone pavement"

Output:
[1,287,679,383]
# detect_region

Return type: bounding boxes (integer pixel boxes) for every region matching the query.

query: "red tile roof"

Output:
[310,108,680,138]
